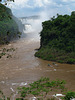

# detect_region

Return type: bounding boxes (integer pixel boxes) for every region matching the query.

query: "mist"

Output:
[6,0,60,36]
[12,8,58,43]
[8,0,73,42]
[22,10,57,34]
[6,0,74,41]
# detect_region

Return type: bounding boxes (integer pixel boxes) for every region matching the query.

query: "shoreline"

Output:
[0,34,75,98]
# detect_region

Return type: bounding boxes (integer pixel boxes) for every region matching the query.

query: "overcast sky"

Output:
[6,0,75,18]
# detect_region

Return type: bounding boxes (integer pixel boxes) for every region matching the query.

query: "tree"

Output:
[0,0,14,5]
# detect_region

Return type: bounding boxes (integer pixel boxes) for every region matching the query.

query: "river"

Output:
[0,16,75,99]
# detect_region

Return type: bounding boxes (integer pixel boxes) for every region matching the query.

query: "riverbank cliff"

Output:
[35,12,75,64]
[0,3,20,44]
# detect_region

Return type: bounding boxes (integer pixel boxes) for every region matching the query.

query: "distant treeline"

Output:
[0,3,21,44]
[35,11,75,64]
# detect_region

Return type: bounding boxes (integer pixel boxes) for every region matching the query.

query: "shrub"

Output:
[64,92,75,100]
[67,58,75,64]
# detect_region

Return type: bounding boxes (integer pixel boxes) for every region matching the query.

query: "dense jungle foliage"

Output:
[35,11,75,64]
[0,3,20,44]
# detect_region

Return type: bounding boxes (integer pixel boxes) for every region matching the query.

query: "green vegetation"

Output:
[0,77,75,100]
[0,90,5,100]
[0,3,21,44]
[64,91,75,100]
[0,47,15,58]
[35,11,75,64]
[16,77,66,100]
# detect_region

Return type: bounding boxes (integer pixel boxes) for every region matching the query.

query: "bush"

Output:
[67,58,75,64]
[64,92,75,100]
[16,77,66,99]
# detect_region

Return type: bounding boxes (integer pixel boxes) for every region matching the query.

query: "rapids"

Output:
[0,16,75,99]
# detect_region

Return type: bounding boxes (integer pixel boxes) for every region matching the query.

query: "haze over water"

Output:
[0,16,75,99]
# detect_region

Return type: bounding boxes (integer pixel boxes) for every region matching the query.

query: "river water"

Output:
[0,17,75,99]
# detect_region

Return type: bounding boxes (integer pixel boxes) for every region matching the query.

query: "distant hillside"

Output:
[0,3,20,44]
[35,12,75,64]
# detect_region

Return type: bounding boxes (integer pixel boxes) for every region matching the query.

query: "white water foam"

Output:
[19,16,42,43]
[0,81,5,84]
[12,82,27,86]
[10,87,15,92]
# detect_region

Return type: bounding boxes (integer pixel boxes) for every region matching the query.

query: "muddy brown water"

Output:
[0,32,75,99]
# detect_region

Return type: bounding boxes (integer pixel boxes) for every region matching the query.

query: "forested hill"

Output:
[0,3,20,44]
[35,11,75,64]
